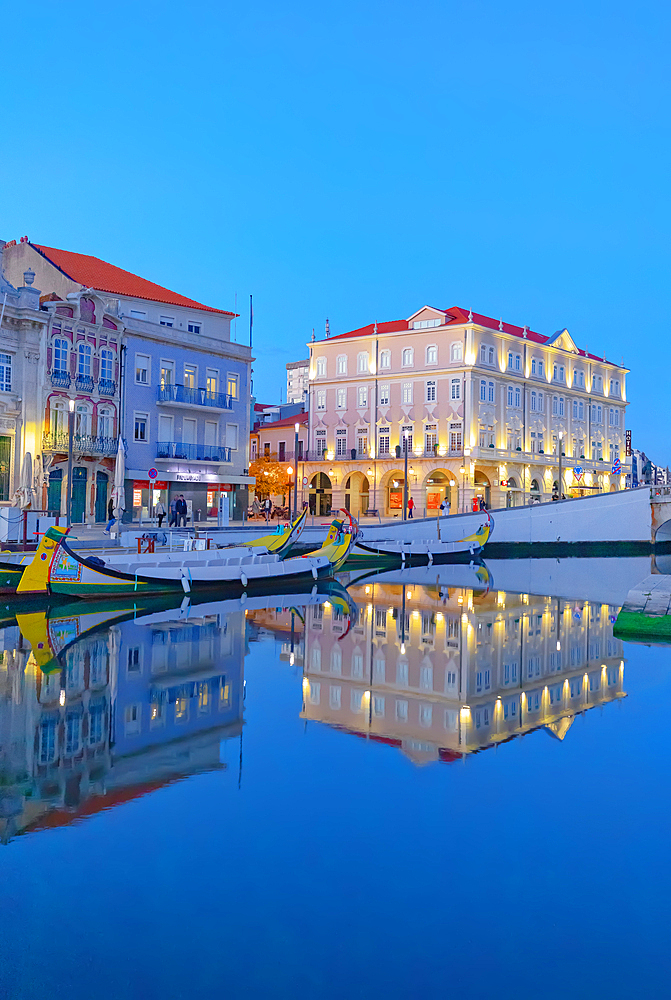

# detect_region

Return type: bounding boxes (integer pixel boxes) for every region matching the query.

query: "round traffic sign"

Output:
[148,468,158,480]
[303,476,308,486]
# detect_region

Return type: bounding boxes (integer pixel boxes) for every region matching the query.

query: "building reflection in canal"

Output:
[0,604,246,843]
[297,578,626,764]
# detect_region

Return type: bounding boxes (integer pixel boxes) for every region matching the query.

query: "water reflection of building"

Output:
[300,583,626,764]
[0,608,245,843]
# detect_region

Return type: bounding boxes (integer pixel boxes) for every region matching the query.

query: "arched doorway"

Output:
[95,471,109,522]
[309,472,332,516]
[530,478,541,503]
[506,476,518,508]
[344,473,369,516]
[385,472,405,516]
[425,471,448,514]
[473,470,491,508]
[48,468,62,514]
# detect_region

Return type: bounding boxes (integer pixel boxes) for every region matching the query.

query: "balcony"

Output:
[157,384,233,410]
[75,374,94,392]
[42,432,118,457]
[156,441,232,463]
[98,378,116,396]
[50,370,71,388]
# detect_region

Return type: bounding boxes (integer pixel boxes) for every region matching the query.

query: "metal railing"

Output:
[75,375,94,392]
[42,432,118,456]
[50,370,70,388]
[157,384,233,409]
[156,441,232,462]
[98,378,116,396]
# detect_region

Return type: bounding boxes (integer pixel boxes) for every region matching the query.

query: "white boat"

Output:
[354,513,493,565]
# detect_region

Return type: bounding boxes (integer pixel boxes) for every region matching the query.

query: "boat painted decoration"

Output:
[242,507,307,555]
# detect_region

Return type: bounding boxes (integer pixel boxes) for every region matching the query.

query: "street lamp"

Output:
[287,466,293,519]
[558,431,564,500]
[293,422,300,517]
[459,466,466,514]
[66,398,75,527]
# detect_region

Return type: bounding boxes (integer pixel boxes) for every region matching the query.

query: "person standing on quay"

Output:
[407,496,415,518]
[155,498,166,528]
[169,495,178,527]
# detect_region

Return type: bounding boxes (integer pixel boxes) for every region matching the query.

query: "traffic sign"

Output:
[303,476,308,486]
[148,468,158,480]
[573,466,583,481]
[612,458,621,474]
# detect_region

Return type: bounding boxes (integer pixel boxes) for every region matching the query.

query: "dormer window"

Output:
[412,318,441,329]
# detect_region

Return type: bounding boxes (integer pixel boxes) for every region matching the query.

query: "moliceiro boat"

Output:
[241,507,307,554]
[354,512,493,566]
[20,522,356,599]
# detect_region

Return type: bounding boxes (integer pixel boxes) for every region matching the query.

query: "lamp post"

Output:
[66,398,75,527]
[403,435,408,520]
[287,466,293,519]
[293,422,300,517]
[558,431,564,499]
[459,466,466,514]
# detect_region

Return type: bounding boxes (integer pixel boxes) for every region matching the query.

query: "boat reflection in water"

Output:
[0,586,347,843]
[298,562,627,764]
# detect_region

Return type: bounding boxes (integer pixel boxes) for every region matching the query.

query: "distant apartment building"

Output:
[286,359,309,404]
[3,240,253,521]
[632,449,669,487]
[302,305,630,517]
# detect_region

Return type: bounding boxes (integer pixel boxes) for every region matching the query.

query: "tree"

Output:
[249,454,293,501]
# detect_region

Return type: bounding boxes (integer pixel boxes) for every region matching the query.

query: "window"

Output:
[75,404,91,437]
[226,424,239,450]
[187,321,201,334]
[479,344,487,363]
[402,382,413,404]
[329,685,341,709]
[508,351,513,369]
[425,424,437,453]
[402,348,414,367]
[559,366,565,382]
[515,386,521,408]
[125,703,141,735]
[488,347,495,365]
[336,354,347,375]
[184,364,197,389]
[559,397,565,417]
[379,383,390,406]
[357,385,368,407]
[317,389,326,410]
[451,342,463,362]
[378,428,390,454]
[507,385,513,406]
[426,380,436,402]
[480,380,487,402]
[336,387,346,408]
[78,343,92,376]
[538,360,544,377]
[531,359,536,375]
[531,391,537,411]
[159,316,174,327]
[552,396,558,415]
[316,357,326,377]
[538,391,544,411]
[314,429,326,453]
[206,368,218,394]
[98,407,112,438]
[426,345,437,364]
[134,412,148,442]
[395,699,408,722]
[127,647,141,674]
[412,317,441,329]
[449,422,462,453]
[450,379,461,400]
[401,425,413,452]
[615,379,620,396]
[572,399,578,418]
[357,352,369,373]
[553,364,558,381]
[278,441,286,461]
[53,338,68,374]
[336,429,347,456]
[379,350,391,369]
[357,433,368,455]
[135,353,149,384]
[488,381,495,402]
[100,349,113,382]
[0,354,11,393]
[160,360,174,387]
[227,373,239,399]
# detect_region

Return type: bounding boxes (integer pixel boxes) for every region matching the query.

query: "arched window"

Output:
[357,351,369,373]
[50,399,67,437]
[98,407,113,439]
[78,343,92,377]
[426,345,437,365]
[402,348,413,367]
[480,380,487,402]
[488,347,495,365]
[53,338,68,374]
[379,350,391,369]
[75,403,91,437]
[531,391,537,411]
[514,387,521,408]
[552,395,558,415]
[451,342,463,362]
[336,354,347,375]
[507,386,513,406]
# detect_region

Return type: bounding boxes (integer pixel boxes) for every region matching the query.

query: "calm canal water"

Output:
[1,557,669,999]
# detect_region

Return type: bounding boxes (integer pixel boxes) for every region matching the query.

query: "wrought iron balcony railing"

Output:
[75,375,94,392]
[42,432,118,456]
[98,378,116,396]
[156,441,232,462]
[157,384,233,409]
[50,370,70,388]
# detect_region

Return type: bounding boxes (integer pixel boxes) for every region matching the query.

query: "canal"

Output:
[1,557,669,998]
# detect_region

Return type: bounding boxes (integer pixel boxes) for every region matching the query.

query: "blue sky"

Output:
[3,1,670,460]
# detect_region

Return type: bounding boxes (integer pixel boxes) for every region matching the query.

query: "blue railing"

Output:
[156,441,232,462]
[50,370,71,388]
[157,384,233,409]
[98,378,116,396]
[75,374,94,392]
[43,432,118,456]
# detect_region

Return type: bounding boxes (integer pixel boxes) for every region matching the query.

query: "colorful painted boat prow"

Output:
[242,507,308,555]
[16,525,69,595]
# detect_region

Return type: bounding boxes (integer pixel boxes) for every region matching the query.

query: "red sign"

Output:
[220,483,233,491]
[133,480,168,489]
[427,492,441,510]
[389,490,403,509]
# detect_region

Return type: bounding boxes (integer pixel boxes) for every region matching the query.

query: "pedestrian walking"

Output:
[155,499,166,528]
[439,498,448,515]
[407,496,415,518]
[176,495,188,527]
[105,496,115,534]
[252,497,261,518]
[169,495,178,527]
[263,497,272,523]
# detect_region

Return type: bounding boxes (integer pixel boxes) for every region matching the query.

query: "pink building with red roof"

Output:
[301,305,629,516]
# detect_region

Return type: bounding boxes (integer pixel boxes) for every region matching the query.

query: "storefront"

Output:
[126,471,251,523]
[425,472,448,513]
[131,480,169,521]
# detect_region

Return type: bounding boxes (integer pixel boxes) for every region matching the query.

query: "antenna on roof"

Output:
[603,352,606,362]
[325,317,330,338]
[499,318,503,331]
[468,309,473,322]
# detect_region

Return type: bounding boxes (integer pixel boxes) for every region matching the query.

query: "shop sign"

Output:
[427,492,441,510]
[389,489,403,509]
[220,483,233,491]
[176,473,201,482]
[133,488,142,507]
[134,480,168,489]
